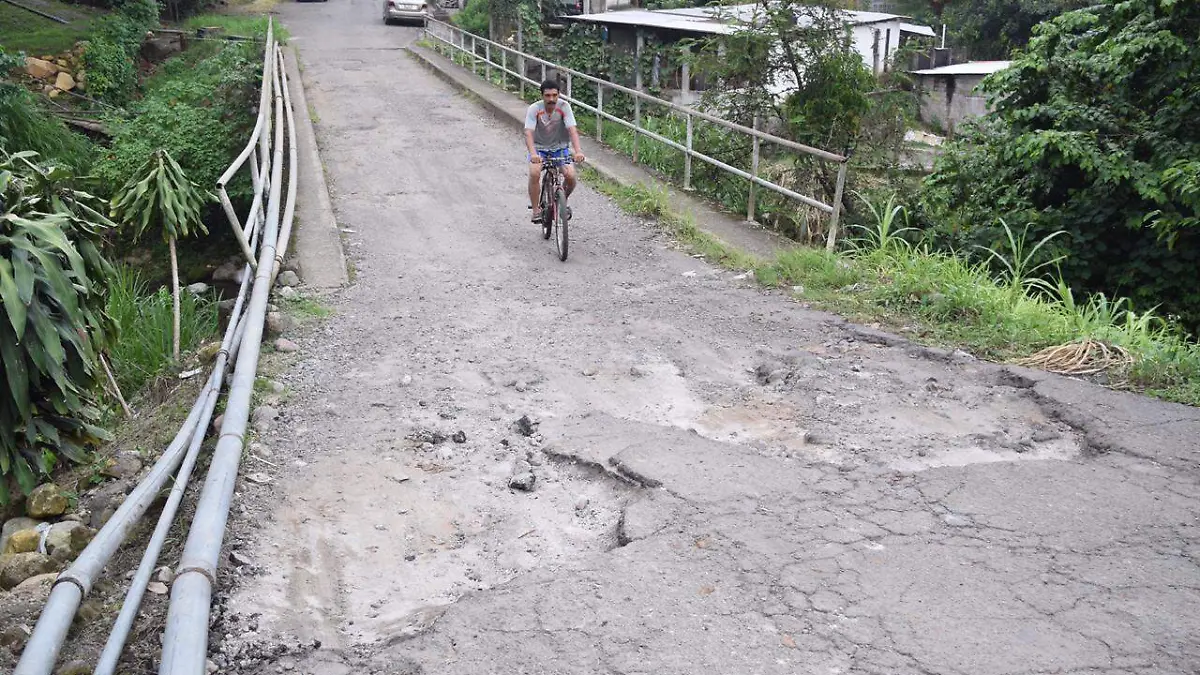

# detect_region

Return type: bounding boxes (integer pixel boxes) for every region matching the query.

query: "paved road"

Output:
[210,2,1200,673]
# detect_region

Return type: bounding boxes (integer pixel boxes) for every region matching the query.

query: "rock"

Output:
[54,71,76,91]
[274,338,300,353]
[48,88,61,99]
[252,406,279,430]
[57,659,91,675]
[582,366,598,377]
[44,522,94,562]
[206,660,219,674]
[2,518,43,554]
[452,431,467,444]
[266,311,297,336]
[514,415,537,437]
[102,451,143,479]
[514,380,528,393]
[197,341,222,363]
[25,57,57,79]
[155,566,174,584]
[218,298,237,314]
[3,529,41,555]
[211,260,243,283]
[55,58,68,69]
[942,513,973,528]
[277,270,300,287]
[0,552,59,590]
[508,460,535,492]
[146,581,169,595]
[229,551,252,567]
[278,286,298,300]
[212,413,225,432]
[11,572,58,596]
[575,497,590,513]
[27,484,69,518]
[79,479,132,530]
[186,282,210,295]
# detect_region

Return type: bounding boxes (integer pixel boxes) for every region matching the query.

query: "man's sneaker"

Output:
[531,210,543,223]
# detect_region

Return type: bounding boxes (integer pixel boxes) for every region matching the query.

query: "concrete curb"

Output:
[405,43,798,261]
[284,45,349,289]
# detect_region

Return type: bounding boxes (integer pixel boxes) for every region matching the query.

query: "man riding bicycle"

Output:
[525,79,585,223]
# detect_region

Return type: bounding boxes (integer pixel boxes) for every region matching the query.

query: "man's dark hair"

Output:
[540,79,561,93]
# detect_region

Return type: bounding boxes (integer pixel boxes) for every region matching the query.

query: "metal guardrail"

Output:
[14,20,297,675]
[423,17,851,249]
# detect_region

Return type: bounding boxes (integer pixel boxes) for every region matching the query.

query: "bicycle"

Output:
[536,158,571,261]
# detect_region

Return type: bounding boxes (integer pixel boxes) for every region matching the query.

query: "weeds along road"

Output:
[206,1,1200,673]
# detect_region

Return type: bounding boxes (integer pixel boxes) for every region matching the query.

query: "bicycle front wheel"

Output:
[540,178,553,240]
[554,188,568,261]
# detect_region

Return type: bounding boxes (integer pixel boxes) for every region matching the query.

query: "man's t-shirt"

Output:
[525,101,577,151]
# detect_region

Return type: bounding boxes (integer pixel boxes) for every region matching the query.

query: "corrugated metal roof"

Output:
[566,4,930,34]
[899,22,936,37]
[912,60,1012,76]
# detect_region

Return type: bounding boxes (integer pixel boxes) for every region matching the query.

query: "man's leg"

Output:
[528,161,542,220]
[563,163,577,198]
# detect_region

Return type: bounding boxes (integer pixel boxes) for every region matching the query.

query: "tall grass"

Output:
[106,266,219,395]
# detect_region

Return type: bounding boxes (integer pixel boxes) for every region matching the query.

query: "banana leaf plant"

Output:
[1,150,116,503]
[110,149,211,362]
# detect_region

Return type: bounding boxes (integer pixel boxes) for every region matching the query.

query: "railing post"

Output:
[565,72,572,100]
[485,42,491,83]
[517,22,525,99]
[501,49,508,89]
[748,114,761,223]
[596,84,603,142]
[541,62,547,85]
[633,96,641,164]
[471,34,478,74]
[826,159,850,252]
[684,112,693,190]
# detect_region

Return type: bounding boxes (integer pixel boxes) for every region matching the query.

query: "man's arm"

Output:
[563,103,585,162]
[524,106,540,162]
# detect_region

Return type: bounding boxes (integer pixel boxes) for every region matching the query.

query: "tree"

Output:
[891,0,1090,59]
[920,0,1200,330]
[1,151,115,502]
[110,150,210,361]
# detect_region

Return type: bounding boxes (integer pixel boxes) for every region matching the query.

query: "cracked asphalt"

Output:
[209,2,1200,673]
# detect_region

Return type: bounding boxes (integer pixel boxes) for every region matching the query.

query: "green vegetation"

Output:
[920,0,1200,333]
[591,173,1200,406]
[182,13,286,40]
[82,0,160,104]
[104,266,218,396]
[1,150,115,502]
[0,48,93,169]
[0,0,103,54]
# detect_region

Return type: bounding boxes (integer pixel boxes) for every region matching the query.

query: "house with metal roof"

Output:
[911,60,1011,133]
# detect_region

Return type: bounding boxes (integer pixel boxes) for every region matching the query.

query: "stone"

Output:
[211,260,243,283]
[55,58,69,69]
[11,572,57,596]
[24,57,57,79]
[102,451,143,479]
[1,518,43,554]
[57,660,91,675]
[274,338,300,353]
[277,270,300,287]
[155,566,174,584]
[186,281,210,295]
[0,552,59,590]
[266,311,297,336]
[212,413,225,432]
[44,521,94,562]
[514,380,528,392]
[252,406,280,430]
[27,484,69,518]
[508,460,535,492]
[54,71,76,91]
[942,513,973,528]
[278,286,298,300]
[3,529,41,555]
[48,88,61,99]
[452,431,467,444]
[146,581,168,595]
[198,341,222,363]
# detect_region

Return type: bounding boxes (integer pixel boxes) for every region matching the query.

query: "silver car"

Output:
[382,0,427,25]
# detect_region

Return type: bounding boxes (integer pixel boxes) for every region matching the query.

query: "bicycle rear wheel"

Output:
[554,188,568,261]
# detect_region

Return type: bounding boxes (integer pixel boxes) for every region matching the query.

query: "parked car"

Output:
[382,0,428,25]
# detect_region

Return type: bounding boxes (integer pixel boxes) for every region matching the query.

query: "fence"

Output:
[14,19,299,675]
[423,17,851,250]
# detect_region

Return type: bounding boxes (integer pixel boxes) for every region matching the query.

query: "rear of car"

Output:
[383,0,428,24]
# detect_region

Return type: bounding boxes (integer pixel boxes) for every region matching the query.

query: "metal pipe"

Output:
[272,45,300,283]
[219,188,258,268]
[93,260,254,675]
[159,26,290,673]
[596,85,603,142]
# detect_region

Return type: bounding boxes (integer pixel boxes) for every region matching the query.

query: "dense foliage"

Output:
[96,40,261,200]
[82,0,160,104]
[893,0,1091,60]
[920,0,1200,332]
[0,151,115,502]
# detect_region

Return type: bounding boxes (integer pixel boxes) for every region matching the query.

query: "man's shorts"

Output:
[530,147,573,165]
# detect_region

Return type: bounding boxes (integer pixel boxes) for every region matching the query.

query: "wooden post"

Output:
[634,28,644,163]
[747,115,761,223]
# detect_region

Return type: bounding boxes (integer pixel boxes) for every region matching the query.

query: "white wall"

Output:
[849,20,905,75]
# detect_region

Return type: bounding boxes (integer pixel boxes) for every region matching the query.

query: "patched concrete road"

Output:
[210,2,1200,673]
